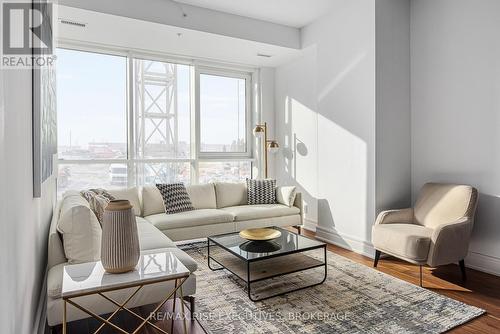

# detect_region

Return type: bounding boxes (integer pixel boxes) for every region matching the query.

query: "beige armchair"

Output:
[372,183,478,286]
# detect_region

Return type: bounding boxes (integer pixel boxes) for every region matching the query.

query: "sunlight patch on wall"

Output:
[317,112,368,238]
[318,52,366,102]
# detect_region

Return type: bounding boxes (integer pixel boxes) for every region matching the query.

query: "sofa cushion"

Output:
[186,183,217,209]
[141,184,220,214]
[214,182,247,208]
[136,217,176,250]
[57,194,102,264]
[221,204,300,222]
[108,187,142,216]
[145,209,234,230]
[372,224,433,262]
[142,186,165,216]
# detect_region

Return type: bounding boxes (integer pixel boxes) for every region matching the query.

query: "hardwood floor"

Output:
[52,229,500,333]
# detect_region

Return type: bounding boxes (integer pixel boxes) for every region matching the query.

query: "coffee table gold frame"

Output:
[62,274,190,334]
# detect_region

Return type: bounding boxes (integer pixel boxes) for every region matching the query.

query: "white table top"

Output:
[62,251,190,298]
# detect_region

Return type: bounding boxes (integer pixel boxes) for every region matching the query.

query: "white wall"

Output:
[0,68,56,333]
[309,0,376,250]
[275,0,379,251]
[275,0,412,254]
[375,0,411,212]
[411,0,500,275]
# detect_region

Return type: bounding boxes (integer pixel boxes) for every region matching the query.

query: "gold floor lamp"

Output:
[253,122,279,178]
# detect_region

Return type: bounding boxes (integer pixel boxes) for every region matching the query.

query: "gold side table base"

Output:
[62,277,189,334]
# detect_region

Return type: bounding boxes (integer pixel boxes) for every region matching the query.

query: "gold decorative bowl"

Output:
[239,228,281,241]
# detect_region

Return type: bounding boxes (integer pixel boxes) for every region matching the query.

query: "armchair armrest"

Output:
[375,208,414,225]
[427,217,473,267]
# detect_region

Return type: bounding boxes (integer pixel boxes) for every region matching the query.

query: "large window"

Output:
[57,48,252,195]
[199,72,248,154]
[134,58,192,159]
[57,49,127,160]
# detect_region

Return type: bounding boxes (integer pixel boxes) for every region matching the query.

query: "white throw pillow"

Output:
[57,194,102,264]
[142,186,165,216]
[276,186,297,207]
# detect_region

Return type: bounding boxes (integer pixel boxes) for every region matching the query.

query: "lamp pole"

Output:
[263,122,268,178]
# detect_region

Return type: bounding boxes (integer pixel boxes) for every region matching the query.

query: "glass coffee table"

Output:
[208,227,327,301]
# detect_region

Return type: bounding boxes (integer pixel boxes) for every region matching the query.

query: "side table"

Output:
[61,251,190,333]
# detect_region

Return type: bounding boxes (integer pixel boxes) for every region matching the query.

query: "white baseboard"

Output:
[465,251,500,277]
[303,219,317,232]
[315,226,375,259]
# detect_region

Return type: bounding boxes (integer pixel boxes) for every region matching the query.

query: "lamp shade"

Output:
[253,124,265,137]
[267,140,279,154]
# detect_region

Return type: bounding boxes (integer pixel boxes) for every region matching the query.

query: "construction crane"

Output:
[134,60,180,184]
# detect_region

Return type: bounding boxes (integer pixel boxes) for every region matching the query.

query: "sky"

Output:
[56,48,247,149]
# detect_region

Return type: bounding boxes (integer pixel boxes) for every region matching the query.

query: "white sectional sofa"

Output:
[46,182,302,328]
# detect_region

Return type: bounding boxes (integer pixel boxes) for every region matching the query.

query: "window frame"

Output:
[195,66,253,159]
[56,44,255,193]
[56,47,130,161]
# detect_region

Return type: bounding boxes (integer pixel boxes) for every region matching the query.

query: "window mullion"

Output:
[193,65,200,184]
[127,53,136,187]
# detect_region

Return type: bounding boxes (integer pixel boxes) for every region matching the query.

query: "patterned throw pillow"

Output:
[156,183,195,214]
[80,189,115,223]
[246,179,276,205]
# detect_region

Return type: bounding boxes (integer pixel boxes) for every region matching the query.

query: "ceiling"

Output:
[175,0,335,28]
[58,6,301,67]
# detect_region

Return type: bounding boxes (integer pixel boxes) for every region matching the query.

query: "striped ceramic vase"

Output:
[101,200,140,273]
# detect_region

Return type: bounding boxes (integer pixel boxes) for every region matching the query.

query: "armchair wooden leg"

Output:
[373,250,381,268]
[459,259,466,281]
[419,265,423,287]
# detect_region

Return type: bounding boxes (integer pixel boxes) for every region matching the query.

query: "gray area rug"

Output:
[180,242,484,334]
